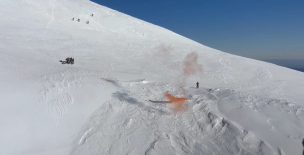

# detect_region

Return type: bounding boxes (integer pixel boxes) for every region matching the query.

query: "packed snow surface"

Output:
[0,0,304,155]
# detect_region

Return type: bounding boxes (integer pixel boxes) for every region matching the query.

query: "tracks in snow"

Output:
[40,69,83,123]
[46,0,56,29]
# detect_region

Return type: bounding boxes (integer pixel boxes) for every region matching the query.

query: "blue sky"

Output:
[91,0,304,67]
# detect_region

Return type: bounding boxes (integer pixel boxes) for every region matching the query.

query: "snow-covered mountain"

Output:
[1,0,304,154]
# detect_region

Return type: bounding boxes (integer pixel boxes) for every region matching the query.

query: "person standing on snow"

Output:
[302,138,304,155]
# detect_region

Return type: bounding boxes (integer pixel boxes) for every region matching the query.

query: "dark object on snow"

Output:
[86,21,89,24]
[196,82,199,88]
[148,100,170,104]
[302,138,304,155]
[60,57,74,64]
[91,13,94,17]
[72,17,75,21]
[302,138,304,146]
[77,18,80,22]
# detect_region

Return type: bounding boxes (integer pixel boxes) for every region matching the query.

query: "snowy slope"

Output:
[0,0,304,155]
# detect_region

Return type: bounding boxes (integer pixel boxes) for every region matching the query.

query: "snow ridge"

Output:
[71,82,275,155]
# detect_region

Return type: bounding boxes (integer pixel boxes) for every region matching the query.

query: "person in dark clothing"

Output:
[66,57,71,64]
[302,138,304,155]
[196,82,199,88]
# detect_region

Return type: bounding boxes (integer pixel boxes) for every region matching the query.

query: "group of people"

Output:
[60,57,74,64]
[72,17,80,22]
[72,13,94,24]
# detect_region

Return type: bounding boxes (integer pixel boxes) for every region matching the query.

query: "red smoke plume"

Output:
[165,92,188,111]
[183,52,202,76]
[177,52,203,95]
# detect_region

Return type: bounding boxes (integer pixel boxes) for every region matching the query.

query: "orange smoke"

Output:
[165,92,188,111]
[177,52,203,95]
[183,52,202,76]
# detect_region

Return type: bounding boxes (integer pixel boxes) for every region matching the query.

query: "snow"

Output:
[0,0,304,155]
